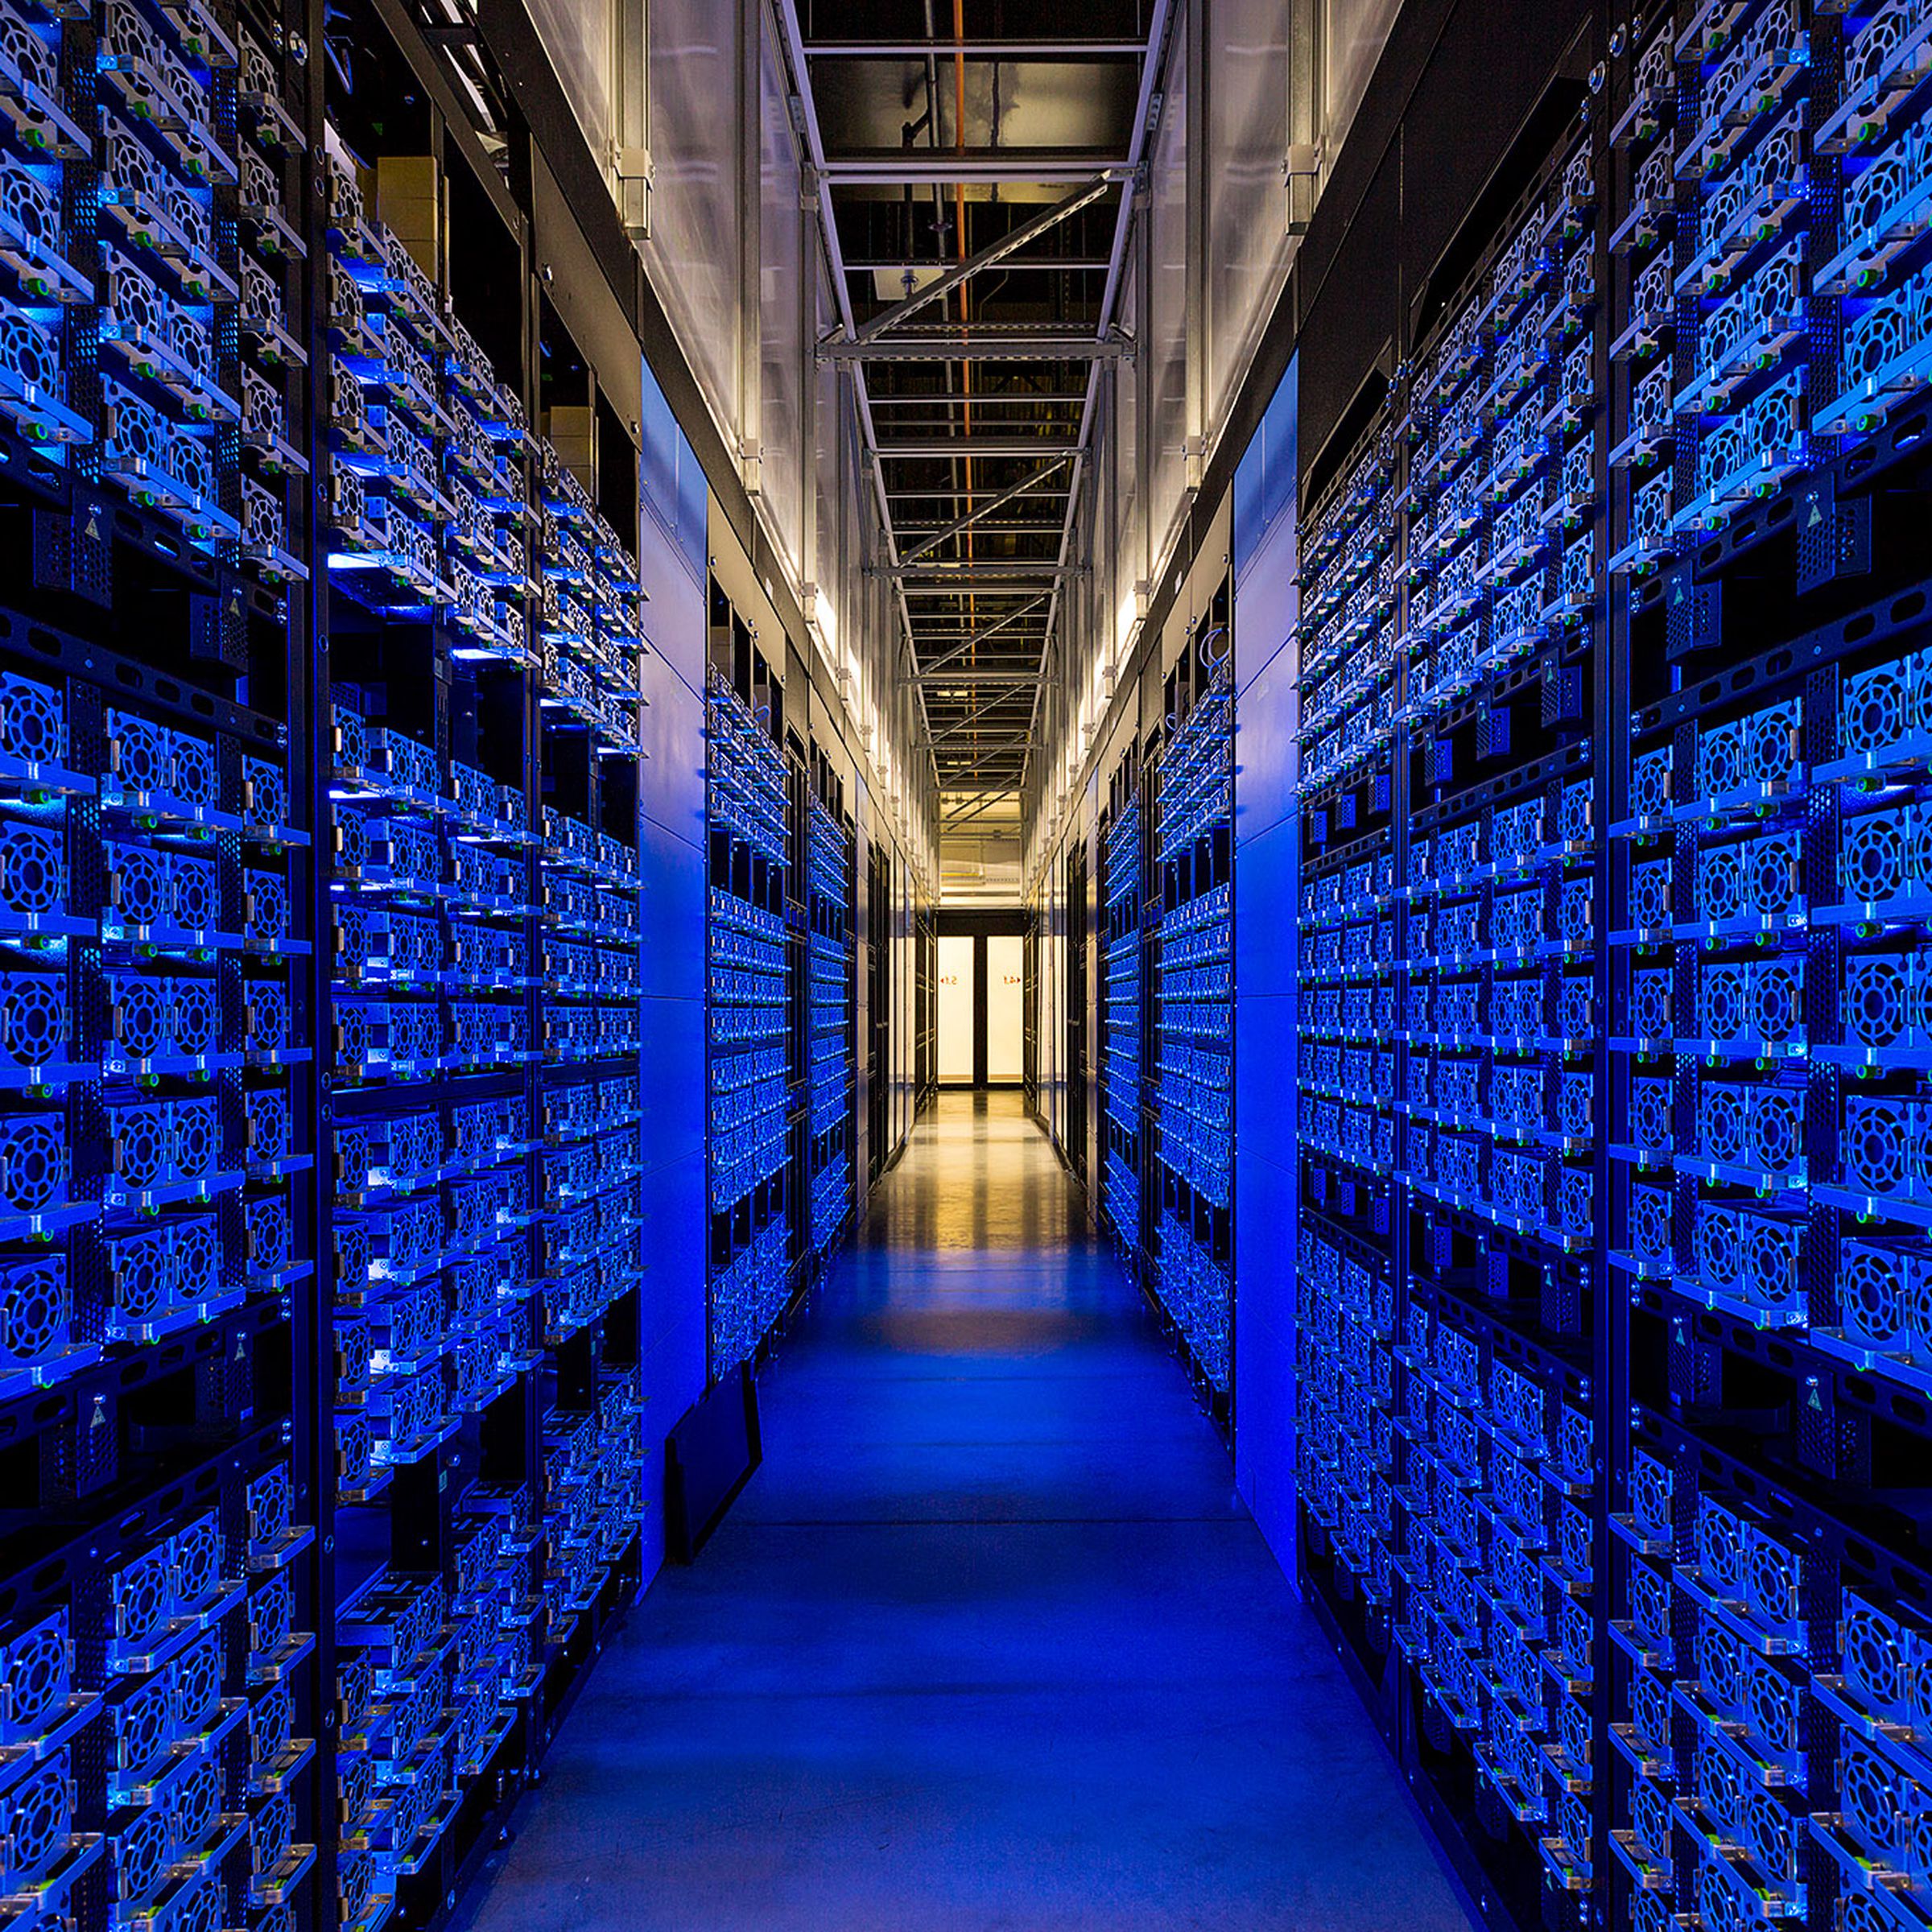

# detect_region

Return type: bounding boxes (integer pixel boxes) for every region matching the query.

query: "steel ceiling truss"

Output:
[772,0,1174,798]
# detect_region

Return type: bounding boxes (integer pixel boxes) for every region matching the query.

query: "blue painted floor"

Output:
[460,1091,1472,1930]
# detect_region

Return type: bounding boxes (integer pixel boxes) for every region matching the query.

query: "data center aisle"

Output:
[459,1092,1472,1932]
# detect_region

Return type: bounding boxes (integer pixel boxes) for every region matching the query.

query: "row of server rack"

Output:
[0,2,704,1932]
[703,644,858,1388]
[1096,606,1236,1424]
[1292,4,1932,1931]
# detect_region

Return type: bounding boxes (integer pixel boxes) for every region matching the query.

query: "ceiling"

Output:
[776,1,1172,851]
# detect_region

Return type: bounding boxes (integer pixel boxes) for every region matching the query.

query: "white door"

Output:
[938,935,975,1084]
[985,935,1023,1082]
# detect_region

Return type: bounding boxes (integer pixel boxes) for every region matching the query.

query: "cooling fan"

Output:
[111,1546,170,1653]
[111,1798,169,1905]
[171,1218,217,1300]
[1698,1497,1748,1599]
[110,1674,169,1782]
[1629,1554,1673,1649]
[242,755,286,828]
[175,1757,221,1853]
[167,852,216,931]
[167,977,216,1058]
[1632,1773,1672,1860]
[1753,956,1804,1042]
[0,12,56,103]
[1701,1082,1750,1163]
[172,1629,220,1732]
[1848,0,1920,102]
[1843,1239,1914,1350]
[1630,1183,1672,1261]
[1848,951,1913,1047]
[168,733,215,810]
[246,979,288,1051]
[110,1104,167,1191]
[167,1096,217,1180]
[1701,415,1754,494]
[1744,1523,1798,1630]
[1633,858,1673,930]
[1844,1592,1911,1715]
[1847,1093,1914,1196]
[0,1113,60,1215]
[108,1227,169,1323]
[0,1614,66,1743]
[0,1255,64,1364]
[245,1088,290,1163]
[1703,963,1749,1042]
[1695,1735,1744,1835]
[1742,1652,1799,1761]
[1843,658,1915,754]
[172,1513,221,1605]
[249,1573,291,1657]
[1843,1737,1906,1860]
[245,869,287,946]
[244,1195,290,1274]
[250,1682,292,1764]
[1696,1206,1744,1294]
[1848,283,1916,387]
[111,959,185,1055]
[1740,1783,1796,1883]
[0,972,61,1069]
[1748,1087,1802,1173]
[1696,1844,1754,1932]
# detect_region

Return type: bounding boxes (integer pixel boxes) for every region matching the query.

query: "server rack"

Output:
[1147,607,1235,1421]
[803,753,855,1258]
[1288,6,1932,1930]
[1099,755,1143,1259]
[0,2,665,1930]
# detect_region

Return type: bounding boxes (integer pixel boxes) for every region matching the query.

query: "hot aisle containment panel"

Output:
[1280,6,1932,1931]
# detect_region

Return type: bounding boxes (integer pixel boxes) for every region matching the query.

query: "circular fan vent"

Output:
[171,1100,216,1180]
[1703,1084,1748,1162]
[170,980,216,1057]
[1698,1621,1743,1713]
[0,1116,61,1215]
[1846,1097,1912,1196]
[0,1257,64,1363]
[4,1619,63,1736]
[1705,966,1747,1042]
[1844,1601,1906,1710]
[169,859,215,932]
[112,844,168,927]
[1749,1092,1802,1172]
[114,1108,165,1191]
[114,1231,167,1319]
[1843,1740,1901,1857]
[1849,955,1909,1047]
[173,1221,218,1300]
[1699,1210,1741,1294]
[114,978,167,1063]
[1845,1244,1909,1348]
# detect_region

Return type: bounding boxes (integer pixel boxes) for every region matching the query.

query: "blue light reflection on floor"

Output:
[456,1091,1472,1931]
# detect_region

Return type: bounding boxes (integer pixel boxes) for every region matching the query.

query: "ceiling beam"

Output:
[873,438,1083,460]
[909,598,1053,677]
[898,457,1073,565]
[802,38,1147,57]
[821,330,1130,364]
[818,150,1133,184]
[914,669,1049,686]
[844,177,1117,345]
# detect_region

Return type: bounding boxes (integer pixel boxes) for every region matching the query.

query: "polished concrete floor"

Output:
[460,1092,1472,1931]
